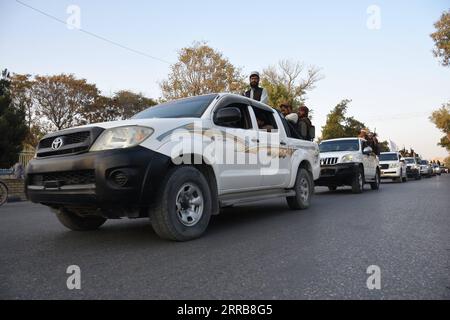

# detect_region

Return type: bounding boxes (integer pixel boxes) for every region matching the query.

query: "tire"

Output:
[0,181,8,207]
[55,208,106,231]
[149,166,212,241]
[328,186,337,191]
[351,167,365,194]
[370,170,381,190]
[287,168,314,210]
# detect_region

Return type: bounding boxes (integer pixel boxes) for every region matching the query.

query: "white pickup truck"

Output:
[25,93,320,241]
[379,152,408,183]
[315,138,381,193]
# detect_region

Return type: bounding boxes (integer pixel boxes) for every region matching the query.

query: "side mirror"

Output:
[215,107,241,125]
[363,146,373,155]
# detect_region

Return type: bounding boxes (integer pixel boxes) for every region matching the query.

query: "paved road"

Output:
[1,175,449,300]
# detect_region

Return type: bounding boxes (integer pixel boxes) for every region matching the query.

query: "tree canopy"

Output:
[431,10,450,67]
[321,99,367,140]
[160,42,245,100]
[0,69,27,167]
[261,59,322,110]
[430,102,450,151]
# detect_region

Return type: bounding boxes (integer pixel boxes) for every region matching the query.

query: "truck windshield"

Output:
[319,140,359,152]
[404,158,415,164]
[421,160,429,165]
[379,153,399,161]
[132,94,218,119]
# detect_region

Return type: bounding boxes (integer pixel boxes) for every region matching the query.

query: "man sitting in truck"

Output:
[280,103,299,125]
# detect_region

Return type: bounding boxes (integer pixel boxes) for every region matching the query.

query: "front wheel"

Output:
[351,167,365,194]
[55,208,106,231]
[287,168,314,210]
[149,166,212,241]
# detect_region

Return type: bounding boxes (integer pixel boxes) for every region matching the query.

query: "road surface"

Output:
[1,175,449,299]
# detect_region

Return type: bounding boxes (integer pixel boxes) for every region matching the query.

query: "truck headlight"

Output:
[389,163,399,168]
[341,154,354,163]
[90,126,154,152]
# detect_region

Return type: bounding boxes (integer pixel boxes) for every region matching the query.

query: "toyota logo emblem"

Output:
[51,137,64,150]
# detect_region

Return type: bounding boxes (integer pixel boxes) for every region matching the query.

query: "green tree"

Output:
[160,41,245,100]
[378,140,390,152]
[261,59,322,110]
[431,10,450,67]
[430,102,450,151]
[321,99,367,140]
[0,69,27,168]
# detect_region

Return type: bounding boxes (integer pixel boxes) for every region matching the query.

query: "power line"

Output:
[15,0,172,65]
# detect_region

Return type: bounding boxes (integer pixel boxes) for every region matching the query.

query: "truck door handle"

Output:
[251,138,260,143]
[280,141,287,146]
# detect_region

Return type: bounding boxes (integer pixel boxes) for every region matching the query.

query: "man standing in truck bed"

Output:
[244,71,269,105]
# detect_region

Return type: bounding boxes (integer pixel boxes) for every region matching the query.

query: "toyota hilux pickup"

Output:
[25,93,320,241]
[315,138,381,193]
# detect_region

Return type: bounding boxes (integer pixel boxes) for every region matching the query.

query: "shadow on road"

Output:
[47,200,296,245]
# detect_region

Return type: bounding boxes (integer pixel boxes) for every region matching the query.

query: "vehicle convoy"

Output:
[315,138,381,193]
[25,93,320,241]
[379,152,407,183]
[404,157,422,180]
[419,160,433,178]
[432,164,442,176]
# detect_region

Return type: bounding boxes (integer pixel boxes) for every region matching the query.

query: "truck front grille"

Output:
[320,157,338,166]
[380,164,389,170]
[29,170,95,187]
[39,131,90,149]
[35,127,104,158]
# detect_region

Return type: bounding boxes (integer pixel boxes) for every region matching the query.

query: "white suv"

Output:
[25,93,320,241]
[379,152,407,183]
[316,138,381,193]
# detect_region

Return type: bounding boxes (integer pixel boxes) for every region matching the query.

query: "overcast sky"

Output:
[1,0,449,159]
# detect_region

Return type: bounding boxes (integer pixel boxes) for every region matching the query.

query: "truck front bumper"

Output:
[315,163,359,187]
[25,146,171,210]
[381,167,401,178]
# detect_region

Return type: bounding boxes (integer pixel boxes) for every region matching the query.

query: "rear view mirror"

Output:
[214,107,241,125]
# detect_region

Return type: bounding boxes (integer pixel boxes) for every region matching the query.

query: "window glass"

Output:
[252,107,278,132]
[213,103,252,129]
